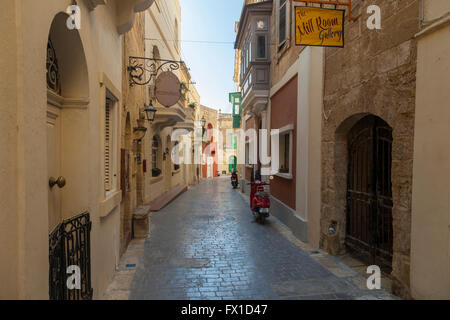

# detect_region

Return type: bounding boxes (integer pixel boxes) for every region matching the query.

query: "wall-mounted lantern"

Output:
[133,101,157,142]
[143,100,157,122]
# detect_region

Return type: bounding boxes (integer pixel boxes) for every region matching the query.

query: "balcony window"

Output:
[257,35,266,59]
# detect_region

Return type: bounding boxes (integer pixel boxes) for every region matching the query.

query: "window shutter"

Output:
[104,102,111,191]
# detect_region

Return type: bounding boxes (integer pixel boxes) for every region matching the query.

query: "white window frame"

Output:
[276,124,293,179]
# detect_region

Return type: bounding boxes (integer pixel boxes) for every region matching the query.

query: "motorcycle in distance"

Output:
[231,170,238,189]
[248,179,270,224]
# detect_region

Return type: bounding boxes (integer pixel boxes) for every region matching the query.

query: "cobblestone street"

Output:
[106,177,398,300]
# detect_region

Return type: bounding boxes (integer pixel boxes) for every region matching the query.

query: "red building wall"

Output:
[270,75,297,210]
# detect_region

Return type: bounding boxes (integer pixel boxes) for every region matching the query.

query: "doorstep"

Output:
[148,184,188,212]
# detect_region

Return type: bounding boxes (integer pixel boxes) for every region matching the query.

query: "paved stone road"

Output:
[127,177,397,300]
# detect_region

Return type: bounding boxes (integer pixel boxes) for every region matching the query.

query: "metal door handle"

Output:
[49,176,66,189]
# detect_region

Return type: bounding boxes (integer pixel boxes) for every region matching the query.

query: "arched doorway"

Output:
[47,12,91,300]
[47,12,89,232]
[346,115,393,270]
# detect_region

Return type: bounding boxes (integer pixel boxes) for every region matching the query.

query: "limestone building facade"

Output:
[0,0,154,299]
[320,0,420,298]
[120,0,199,256]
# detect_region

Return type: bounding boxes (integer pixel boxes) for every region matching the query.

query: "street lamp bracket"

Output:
[127,56,184,87]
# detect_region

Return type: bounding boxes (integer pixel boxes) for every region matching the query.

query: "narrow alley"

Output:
[106,177,397,300]
[2,0,450,303]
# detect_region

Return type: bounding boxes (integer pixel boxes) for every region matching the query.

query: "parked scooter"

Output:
[231,170,238,189]
[249,180,270,224]
[248,169,270,224]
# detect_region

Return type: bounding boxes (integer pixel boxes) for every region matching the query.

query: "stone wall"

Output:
[320,0,419,298]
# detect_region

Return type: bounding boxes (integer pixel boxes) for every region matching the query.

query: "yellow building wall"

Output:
[411,1,450,299]
[0,0,150,299]
[0,0,20,299]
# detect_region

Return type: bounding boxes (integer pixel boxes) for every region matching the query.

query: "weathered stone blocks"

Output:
[320,0,420,299]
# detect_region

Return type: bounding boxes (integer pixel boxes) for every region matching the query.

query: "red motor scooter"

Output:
[249,180,270,224]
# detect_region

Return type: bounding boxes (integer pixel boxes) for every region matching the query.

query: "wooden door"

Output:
[346,115,393,270]
[47,104,62,232]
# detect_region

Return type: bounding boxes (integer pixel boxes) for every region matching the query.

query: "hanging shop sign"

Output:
[155,71,181,107]
[295,6,345,48]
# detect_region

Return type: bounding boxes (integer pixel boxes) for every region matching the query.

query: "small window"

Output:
[279,0,287,46]
[277,127,293,177]
[279,132,290,172]
[152,136,160,170]
[257,35,266,58]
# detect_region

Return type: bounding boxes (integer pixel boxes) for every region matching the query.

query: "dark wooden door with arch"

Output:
[346,115,393,270]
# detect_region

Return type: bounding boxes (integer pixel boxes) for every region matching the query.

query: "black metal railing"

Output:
[49,212,93,300]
